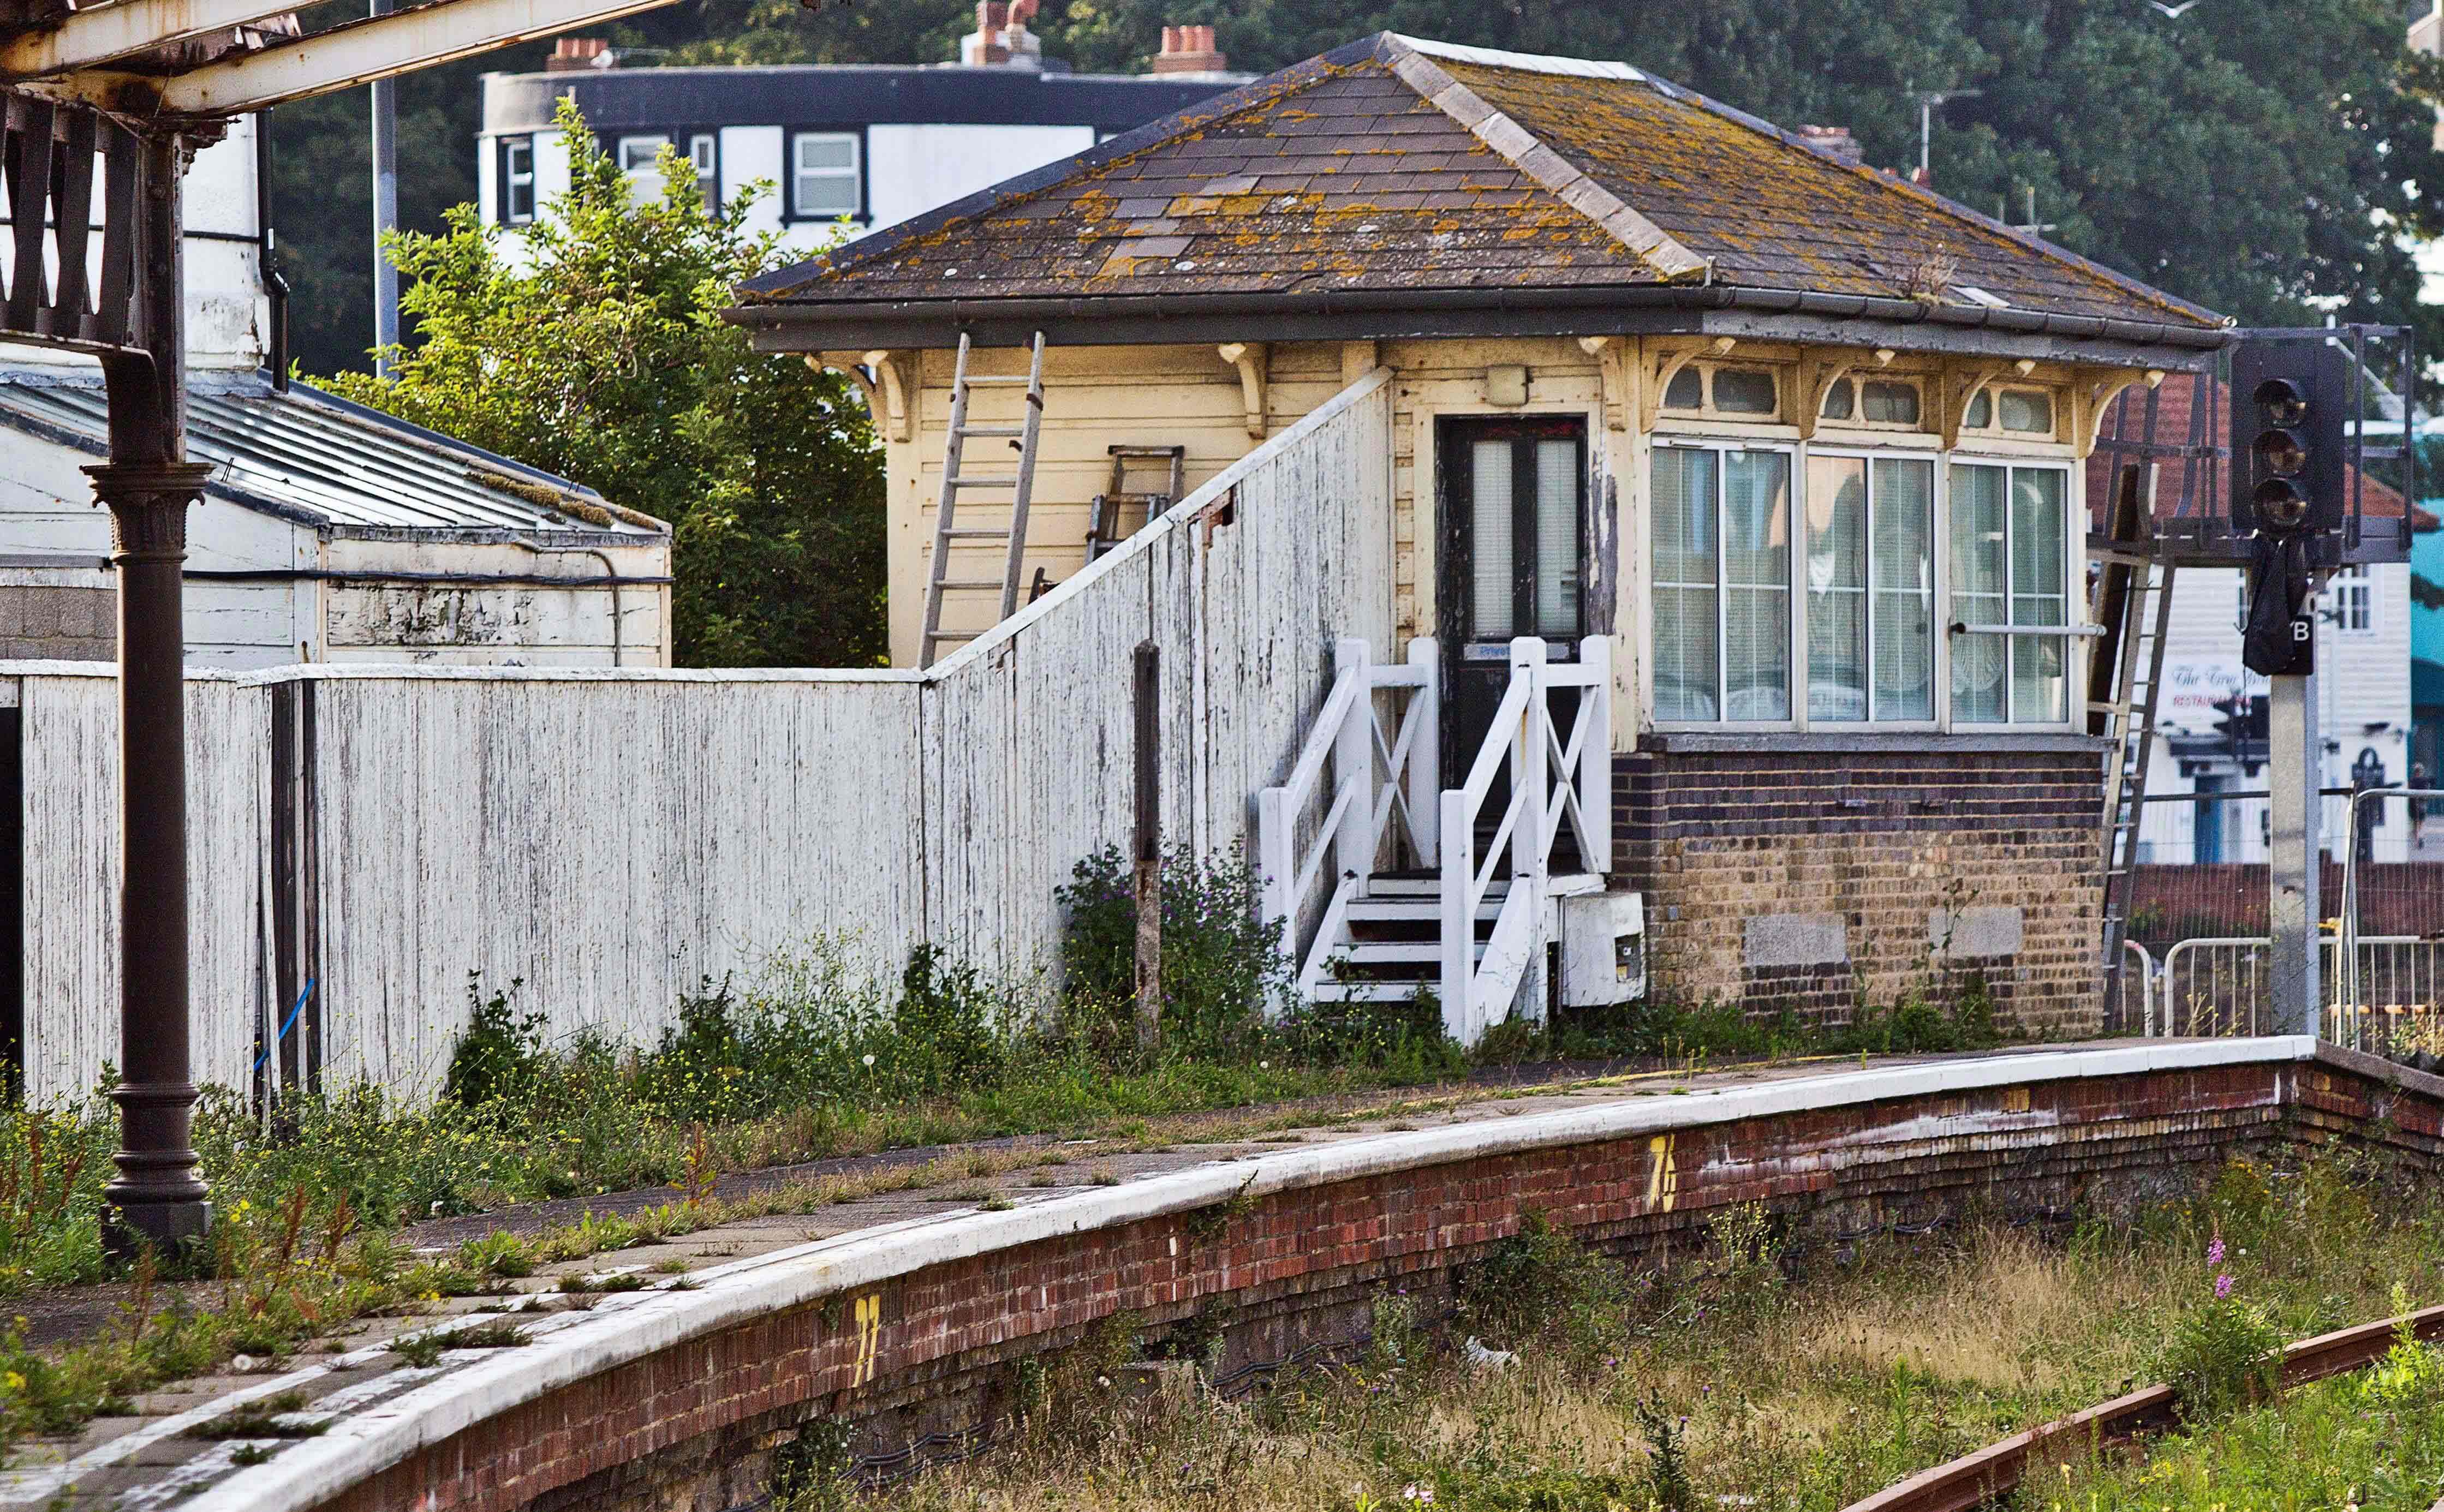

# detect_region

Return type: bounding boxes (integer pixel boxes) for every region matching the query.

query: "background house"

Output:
[0,117,673,668]
[2088,374,2428,866]
[475,14,1245,261]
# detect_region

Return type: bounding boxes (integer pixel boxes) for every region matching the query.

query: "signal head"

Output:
[2254,477,2309,531]
[2252,376,2308,427]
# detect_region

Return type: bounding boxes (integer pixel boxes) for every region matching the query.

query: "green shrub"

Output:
[1056,845,1287,1056]
[1459,1210,1623,1353]
[440,976,550,1111]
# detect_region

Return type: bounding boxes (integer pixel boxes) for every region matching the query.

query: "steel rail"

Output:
[1841,1304,2444,1512]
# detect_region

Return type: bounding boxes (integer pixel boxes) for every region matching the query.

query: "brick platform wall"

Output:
[319,1051,2444,1512]
[1613,745,2108,1036]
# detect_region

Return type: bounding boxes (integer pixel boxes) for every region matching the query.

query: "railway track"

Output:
[1843,1304,2444,1512]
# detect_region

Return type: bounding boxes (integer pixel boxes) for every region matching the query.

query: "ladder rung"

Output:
[947,476,1020,488]
[925,630,981,646]
[932,578,1008,590]
[940,528,1012,540]
[957,426,1026,438]
[962,375,1036,386]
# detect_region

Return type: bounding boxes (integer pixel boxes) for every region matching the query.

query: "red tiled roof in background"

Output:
[2085,371,2429,530]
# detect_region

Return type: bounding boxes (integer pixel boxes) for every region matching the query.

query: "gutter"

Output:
[732,283,2233,354]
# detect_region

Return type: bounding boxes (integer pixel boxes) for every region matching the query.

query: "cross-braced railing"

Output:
[1256,637,1440,997]
[1438,637,1611,1044]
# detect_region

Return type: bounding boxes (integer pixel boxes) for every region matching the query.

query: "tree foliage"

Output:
[322,98,885,668]
[666,0,2444,348]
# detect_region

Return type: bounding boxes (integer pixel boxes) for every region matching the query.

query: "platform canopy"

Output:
[0,0,679,121]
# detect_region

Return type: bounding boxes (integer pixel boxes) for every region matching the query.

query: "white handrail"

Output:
[1256,636,1440,1000]
[1436,636,1612,1043]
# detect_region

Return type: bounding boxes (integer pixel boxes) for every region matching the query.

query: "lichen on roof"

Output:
[744,32,2221,334]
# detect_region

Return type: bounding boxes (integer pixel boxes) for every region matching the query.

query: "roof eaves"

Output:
[1374,34,1709,285]
[738,35,1390,303]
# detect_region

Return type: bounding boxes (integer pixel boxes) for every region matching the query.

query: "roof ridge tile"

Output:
[1377,35,1708,284]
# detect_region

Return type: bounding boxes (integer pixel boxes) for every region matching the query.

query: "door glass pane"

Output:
[1805,455,1867,722]
[1723,450,1790,720]
[1470,440,1515,641]
[1534,439,1580,638]
[1950,462,2008,724]
[1652,448,1718,721]
[2010,468,2067,721]
[1871,457,1934,720]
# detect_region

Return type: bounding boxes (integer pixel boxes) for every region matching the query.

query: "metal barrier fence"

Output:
[2133,787,2444,1048]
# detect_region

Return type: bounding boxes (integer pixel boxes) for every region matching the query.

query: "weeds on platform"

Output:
[836,1149,2444,1512]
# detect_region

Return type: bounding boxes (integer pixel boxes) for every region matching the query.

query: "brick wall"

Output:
[317,1051,2444,1512]
[0,582,114,661]
[1612,745,2108,1036]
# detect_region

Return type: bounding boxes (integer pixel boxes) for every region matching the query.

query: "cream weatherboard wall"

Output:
[7,374,1392,1104]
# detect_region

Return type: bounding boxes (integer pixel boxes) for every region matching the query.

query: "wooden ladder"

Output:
[1086,445,1186,562]
[920,330,1046,668]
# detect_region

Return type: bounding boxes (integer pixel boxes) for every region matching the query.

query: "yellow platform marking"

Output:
[1646,1133,1679,1212]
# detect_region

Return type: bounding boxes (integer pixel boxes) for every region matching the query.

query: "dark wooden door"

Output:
[1436,416,1589,787]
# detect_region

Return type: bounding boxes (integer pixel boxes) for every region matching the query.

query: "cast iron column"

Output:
[94,130,212,1256]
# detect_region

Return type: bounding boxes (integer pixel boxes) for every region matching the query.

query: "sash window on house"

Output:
[1805,455,1934,722]
[1653,445,1791,721]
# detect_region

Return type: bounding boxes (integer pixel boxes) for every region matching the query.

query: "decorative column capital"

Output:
[85,460,211,561]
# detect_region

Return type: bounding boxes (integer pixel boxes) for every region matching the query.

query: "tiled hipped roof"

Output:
[741,33,2225,337]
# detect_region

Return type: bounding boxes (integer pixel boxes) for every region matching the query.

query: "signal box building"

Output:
[733,33,2233,1032]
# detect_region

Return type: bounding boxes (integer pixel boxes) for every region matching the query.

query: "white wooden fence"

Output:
[7,370,1394,1104]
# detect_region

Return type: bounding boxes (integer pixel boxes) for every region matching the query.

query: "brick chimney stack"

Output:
[1796,124,1863,168]
[546,37,610,71]
[961,0,1044,68]
[1153,23,1226,75]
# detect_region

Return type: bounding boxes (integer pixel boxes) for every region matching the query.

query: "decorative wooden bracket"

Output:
[809,351,913,442]
[1640,336,1734,432]
[1796,347,1895,441]
[1218,342,1268,438]
[2073,366,2167,460]
[865,350,915,443]
[1941,361,2013,450]
[1578,336,1629,432]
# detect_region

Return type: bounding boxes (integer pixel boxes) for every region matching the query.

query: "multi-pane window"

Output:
[1961,386,2056,437]
[1660,364,1781,421]
[1466,435,1582,641]
[689,134,719,213]
[500,136,535,225]
[792,132,862,218]
[1652,450,2072,727]
[1818,376,1923,428]
[1804,455,1935,721]
[1653,445,1792,721]
[1950,463,2069,724]
[2329,564,2374,634]
[617,134,670,204]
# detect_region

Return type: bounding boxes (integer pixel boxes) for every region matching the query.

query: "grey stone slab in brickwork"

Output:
[1743,912,1849,969]
[1930,906,2025,959]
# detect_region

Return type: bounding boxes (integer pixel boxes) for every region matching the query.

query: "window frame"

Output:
[1816,374,1928,432]
[1658,362,1786,424]
[1647,435,2083,734]
[1799,444,1941,730]
[788,128,866,223]
[2329,564,2375,637]
[688,132,720,213]
[1650,435,1802,727]
[1944,455,2079,729]
[498,135,535,226]
[1957,383,2063,441]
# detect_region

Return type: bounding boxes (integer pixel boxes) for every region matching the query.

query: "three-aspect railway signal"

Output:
[2231,338,2348,677]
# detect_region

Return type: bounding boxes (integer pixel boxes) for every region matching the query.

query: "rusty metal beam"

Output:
[29,0,682,116]
[0,0,302,79]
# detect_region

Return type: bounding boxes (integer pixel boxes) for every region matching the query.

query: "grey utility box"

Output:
[1558,891,1646,1006]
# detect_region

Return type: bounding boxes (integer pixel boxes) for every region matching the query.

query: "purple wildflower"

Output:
[2215,1273,2234,1300]
[2206,1237,2225,1268]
